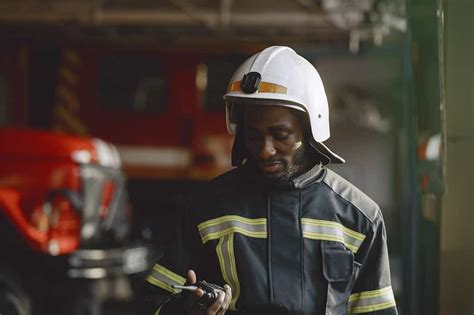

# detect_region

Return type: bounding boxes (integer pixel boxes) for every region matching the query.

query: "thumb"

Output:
[187,269,197,285]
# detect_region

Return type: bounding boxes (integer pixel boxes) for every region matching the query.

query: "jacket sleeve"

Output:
[350,209,398,315]
[137,204,202,315]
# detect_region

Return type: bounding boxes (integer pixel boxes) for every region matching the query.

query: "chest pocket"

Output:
[322,241,362,315]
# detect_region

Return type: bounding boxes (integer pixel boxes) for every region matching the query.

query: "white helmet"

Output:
[223,46,344,165]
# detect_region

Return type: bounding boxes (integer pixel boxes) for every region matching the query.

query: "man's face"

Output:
[243,105,311,183]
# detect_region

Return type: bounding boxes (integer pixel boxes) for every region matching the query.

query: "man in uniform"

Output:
[139,46,398,315]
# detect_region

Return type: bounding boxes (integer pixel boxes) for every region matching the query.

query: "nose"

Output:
[257,137,277,160]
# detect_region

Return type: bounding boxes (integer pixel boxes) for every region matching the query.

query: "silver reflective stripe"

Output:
[301,218,366,253]
[348,286,396,313]
[198,215,267,243]
[146,263,186,293]
[216,233,240,311]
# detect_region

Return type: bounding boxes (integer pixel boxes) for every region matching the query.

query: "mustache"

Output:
[257,158,284,165]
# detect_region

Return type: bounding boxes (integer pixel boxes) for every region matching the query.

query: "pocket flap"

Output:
[321,241,354,282]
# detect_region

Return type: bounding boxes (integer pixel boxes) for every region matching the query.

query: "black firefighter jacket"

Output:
[140,163,398,315]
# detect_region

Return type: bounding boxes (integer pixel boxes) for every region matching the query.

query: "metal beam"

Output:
[296,0,318,11]
[0,9,330,28]
[167,0,216,29]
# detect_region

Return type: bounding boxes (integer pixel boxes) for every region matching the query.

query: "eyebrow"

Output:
[268,124,293,132]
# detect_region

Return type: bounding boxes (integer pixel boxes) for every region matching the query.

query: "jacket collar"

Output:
[292,162,325,189]
[241,162,325,190]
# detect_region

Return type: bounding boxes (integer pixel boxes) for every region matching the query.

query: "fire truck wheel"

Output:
[0,272,31,315]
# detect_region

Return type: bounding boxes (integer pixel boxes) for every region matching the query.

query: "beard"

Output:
[257,143,309,184]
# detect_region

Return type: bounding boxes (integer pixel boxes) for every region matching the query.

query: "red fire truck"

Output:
[50,46,251,179]
[2,44,264,179]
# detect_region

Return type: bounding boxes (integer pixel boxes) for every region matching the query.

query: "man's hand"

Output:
[183,270,232,315]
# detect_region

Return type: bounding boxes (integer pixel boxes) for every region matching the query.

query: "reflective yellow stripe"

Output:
[349,286,392,300]
[349,301,397,313]
[302,218,365,240]
[202,228,267,243]
[198,216,267,244]
[301,218,366,253]
[154,264,186,284]
[216,237,229,283]
[228,233,240,310]
[348,286,396,313]
[146,275,177,293]
[154,304,164,315]
[227,81,288,94]
[146,263,186,293]
[198,215,266,229]
[202,216,265,311]
[216,234,240,311]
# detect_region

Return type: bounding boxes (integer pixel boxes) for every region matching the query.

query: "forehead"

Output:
[243,105,302,129]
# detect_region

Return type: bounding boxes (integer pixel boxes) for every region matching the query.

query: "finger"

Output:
[207,291,225,314]
[215,286,232,315]
[187,270,197,285]
[221,285,232,312]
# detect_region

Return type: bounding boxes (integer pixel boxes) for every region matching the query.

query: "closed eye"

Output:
[273,133,291,141]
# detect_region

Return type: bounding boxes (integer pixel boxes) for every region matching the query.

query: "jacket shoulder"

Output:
[321,168,380,223]
[211,166,242,183]
[195,166,244,195]
[206,167,249,192]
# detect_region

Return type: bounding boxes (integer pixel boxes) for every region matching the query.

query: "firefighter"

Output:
[139,46,398,315]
